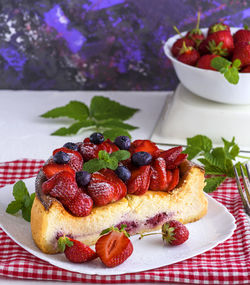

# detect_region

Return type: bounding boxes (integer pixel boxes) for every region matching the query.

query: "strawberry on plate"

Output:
[162,220,189,245]
[95,226,133,268]
[58,236,97,263]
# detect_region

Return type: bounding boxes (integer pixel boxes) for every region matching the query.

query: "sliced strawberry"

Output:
[127,165,151,195]
[42,163,75,179]
[167,168,180,191]
[130,140,160,157]
[79,138,119,162]
[95,230,133,268]
[100,169,127,200]
[150,157,168,191]
[58,236,97,263]
[53,147,83,171]
[42,171,79,202]
[166,169,173,185]
[66,190,93,217]
[87,172,117,206]
[157,146,183,169]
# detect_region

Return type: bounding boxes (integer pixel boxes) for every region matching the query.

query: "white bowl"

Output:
[164,28,250,105]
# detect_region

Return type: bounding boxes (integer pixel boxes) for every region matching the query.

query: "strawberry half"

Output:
[127,165,151,195]
[150,157,168,191]
[95,227,133,268]
[130,140,160,157]
[167,168,180,191]
[42,171,79,203]
[66,190,93,217]
[87,172,118,206]
[79,138,119,162]
[53,147,83,171]
[157,146,184,169]
[42,162,75,179]
[58,236,97,263]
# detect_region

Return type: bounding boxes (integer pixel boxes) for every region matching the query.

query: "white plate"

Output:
[0,177,236,275]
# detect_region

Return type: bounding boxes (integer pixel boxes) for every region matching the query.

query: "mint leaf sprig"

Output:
[6,181,35,222]
[183,135,250,193]
[211,57,241,85]
[41,96,139,140]
[83,150,130,173]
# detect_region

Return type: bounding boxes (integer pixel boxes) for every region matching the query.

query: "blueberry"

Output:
[131,151,152,166]
[114,136,131,150]
[63,142,78,151]
[115,166,131,182]
[53,151,70,164]
[89,132,104,144]
[76,171,91,187]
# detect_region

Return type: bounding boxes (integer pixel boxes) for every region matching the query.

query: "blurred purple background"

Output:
[0,0,249,90]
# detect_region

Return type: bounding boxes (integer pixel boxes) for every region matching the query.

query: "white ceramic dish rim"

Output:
[164,27,249,76]
[0,177,236,276]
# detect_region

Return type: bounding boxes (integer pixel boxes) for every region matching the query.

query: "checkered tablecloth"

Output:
[0,159,249,284]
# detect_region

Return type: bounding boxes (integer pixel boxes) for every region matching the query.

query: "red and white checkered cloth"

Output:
[0,159,249,284]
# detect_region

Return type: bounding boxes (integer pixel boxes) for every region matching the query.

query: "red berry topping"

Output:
[42,171,79,203]
[95,228,133,268]
[150,157,168,191]
[58,236,97,263]
[130,139,160,156]
[53,147,83,171]
[66,191,93,217]
[127,165,151,195]
[42,162,75,179]
[167,167,180,191]
[157,146,185,169]
[162,220,189,246]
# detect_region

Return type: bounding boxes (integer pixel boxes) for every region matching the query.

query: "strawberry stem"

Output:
[196,11,201,30]
[173,25,183,38]
[139,232,162,240]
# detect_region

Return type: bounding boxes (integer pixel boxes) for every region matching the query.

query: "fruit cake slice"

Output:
[31,135,207,254]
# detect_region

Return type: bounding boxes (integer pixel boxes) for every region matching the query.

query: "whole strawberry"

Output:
[139,220,189,246]
[95,225,133,268]
[186,11,205,47]
[197,54,220,70]
[58,236,97,263]
[233,25,250,45]
[207,30,234,56]
[171,26,195,57]
[162,220,189,245]
[208,22,230,35]
[232,41,250,68]
[177,42,200,66]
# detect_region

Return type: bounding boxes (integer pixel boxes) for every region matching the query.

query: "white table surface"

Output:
[0,90,189,285]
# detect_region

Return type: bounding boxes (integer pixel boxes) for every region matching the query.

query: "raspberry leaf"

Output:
[97,119,138,130]
[204,176,227,193]
[6,181,35,222]
[90,96,139,121]
[51,120,95,136]
[103,128,131,141]
[41,101,89,121]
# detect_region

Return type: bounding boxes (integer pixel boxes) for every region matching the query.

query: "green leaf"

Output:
[98,150,110,161]
[13,180,29,202]
[51,120,95,136]
[83,158,106,173]
[22,206,32,222]
[204,176,227,193]
[232,59,241,69]
[6,201,23,214]
[106,157,118,170]
[90,96,139,121]
[205,147,226,170]
[100,227,113,236]
[41,101,89,121]
[98,119,138,130]
[103,128,131,141]
[30,193,36,203]
[198,158,224,175]
[211,56,231,71]
[184,135,212,160]
[222,137,239,160]
[183,146,201,160]
[224,66,239,85]
[110,150,131,161]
